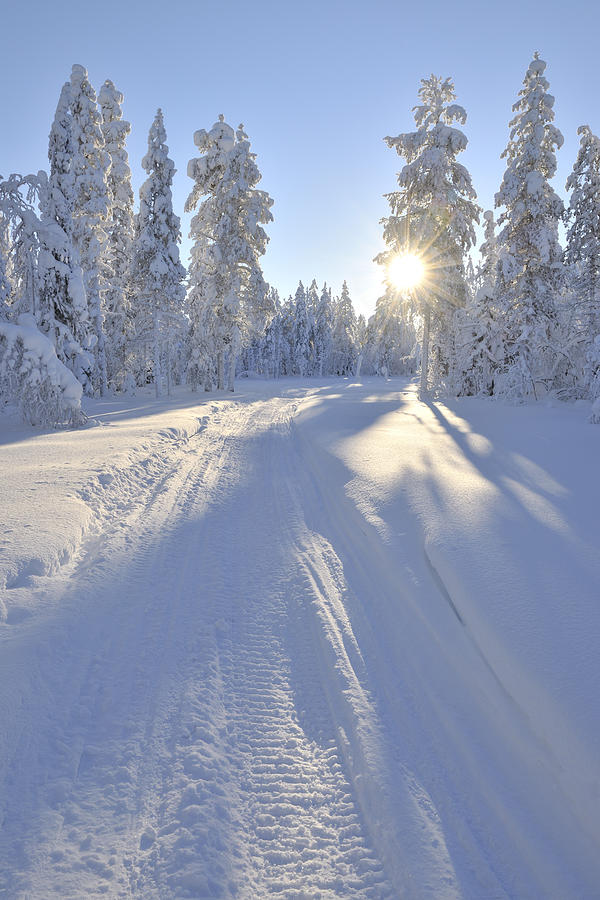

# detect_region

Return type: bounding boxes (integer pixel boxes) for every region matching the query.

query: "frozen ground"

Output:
[0,377,599,898]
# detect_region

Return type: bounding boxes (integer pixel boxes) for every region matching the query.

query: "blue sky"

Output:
[2,0,599,316]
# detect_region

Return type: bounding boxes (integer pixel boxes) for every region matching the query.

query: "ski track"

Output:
[0,396,395,899]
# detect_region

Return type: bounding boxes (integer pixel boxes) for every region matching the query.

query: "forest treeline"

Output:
[1,55,599,424]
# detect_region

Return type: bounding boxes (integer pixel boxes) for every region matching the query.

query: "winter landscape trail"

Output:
[1,379,600,898]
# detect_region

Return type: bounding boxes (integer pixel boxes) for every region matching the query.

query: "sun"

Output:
[388,253,425,291]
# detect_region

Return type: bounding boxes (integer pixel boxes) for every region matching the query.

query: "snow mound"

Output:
[0,314,84,427]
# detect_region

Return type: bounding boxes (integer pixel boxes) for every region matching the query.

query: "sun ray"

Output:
[388,253,425,291]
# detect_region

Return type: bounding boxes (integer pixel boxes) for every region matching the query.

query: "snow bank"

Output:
[0,388,221,620]
[0,314,84,427]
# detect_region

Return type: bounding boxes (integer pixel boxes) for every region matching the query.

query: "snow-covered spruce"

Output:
[378,74,479,396]
[98,79,135,392]
[455,210,504,395]
[363,291,418,376]
[186,116,273,391]
[564,125,600,400]
[0,173,46,322]
[587,334,600,423]
[312,283,334,376]
[0,171,93,391]
[330,280,359,375]
[69,64,111,396]
[0,234,10,316]
[291,281,312,376]
[253,289,284,378]
[130,110,186,397]
[0,314,84,426]
[494,53,565,400]
[40,81,91,388]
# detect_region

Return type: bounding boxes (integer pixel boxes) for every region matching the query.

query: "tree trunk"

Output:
[420,304,430,399]
[217,351,225,391]
[355,352,363,378]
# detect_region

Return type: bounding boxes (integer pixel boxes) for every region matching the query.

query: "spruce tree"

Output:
[39,81,91,388]
[565,126,600,340]
[365,293,417,376]
[495,53,565,399]
[331,281,358,375]
[130,110,186,397]
[261,290,284,378]
[69,64,110,395]
[186,117,273,391]
[379,75,479,396]
[0,214,11,317]
[313,283,333,376]
[291,281,311,376]
[98,79,134,390]
[456,212,503,395]
[355,313,367,376]
[186,117,233,390]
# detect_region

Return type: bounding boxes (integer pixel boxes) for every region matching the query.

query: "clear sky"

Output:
[2,0,599,317]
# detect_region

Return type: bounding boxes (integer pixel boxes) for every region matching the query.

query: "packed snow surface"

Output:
[0,377,599,898]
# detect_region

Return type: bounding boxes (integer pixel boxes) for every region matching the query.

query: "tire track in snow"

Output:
[135,401,394,898]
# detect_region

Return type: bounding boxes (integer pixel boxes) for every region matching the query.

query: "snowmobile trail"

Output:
[1,382,599,899]
[0,396,395,899]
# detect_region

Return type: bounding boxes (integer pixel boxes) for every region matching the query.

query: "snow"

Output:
[0,377,599,898]
[0,315,84,425]
[209,118,236,153]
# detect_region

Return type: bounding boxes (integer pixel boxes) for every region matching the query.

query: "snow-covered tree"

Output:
[478,210,499,289]
[331,281,358,375]
[364,292,417,376]
[313,283,333,376]
[588,335,600,422]
[494,53,565,399]
[305,278,320,373]
[0,175,42,322]
[0,168,94,395]
[291,281,312,375]
[98,79,134,390]
[186,116,273,391]
[185,118,232,390]
[565,125,600,326]
[69,64,110,395]
[0,313,84,426]
[355,313,367,376]
[379,74,479,396]
[456,211,504,395]
[260,290,285,378]
[130,110,186,396]
[36,81,92,388]
[563,124,600,400]
[306,278,319,319]
[0,234,10,317]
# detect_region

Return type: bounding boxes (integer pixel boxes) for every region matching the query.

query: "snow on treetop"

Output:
[98,79,124,110]
[528,56,546,76]
[71,64,87,81]
[209,117,235,152]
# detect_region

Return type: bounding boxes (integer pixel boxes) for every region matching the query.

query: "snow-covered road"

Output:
[1,379,599,898]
